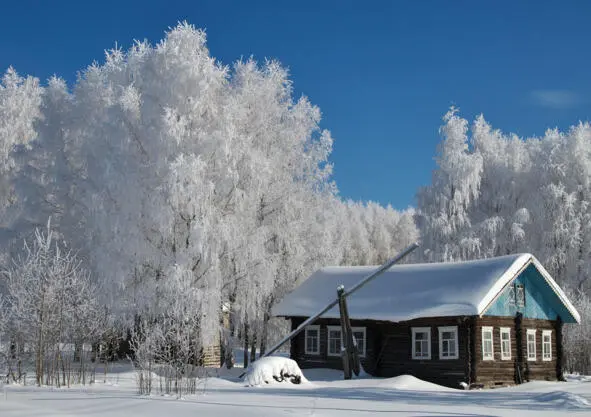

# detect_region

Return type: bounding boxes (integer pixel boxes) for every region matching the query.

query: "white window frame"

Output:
[438,326,459,360]
[500,327,511,360]
[482,326,494,361]
[527,329,536,361]
[327,326,342,357]
[304,325,320,355]
[411,327,431,360]
[325,326,366,358]
[542,330,552,362]
[351,327,367,358]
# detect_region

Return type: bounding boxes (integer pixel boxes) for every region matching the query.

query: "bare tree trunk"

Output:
[249,334,257,363]
[243,321,249,369]
[259,310,270,356]
[36,334,44,386]
[81,344,86,385]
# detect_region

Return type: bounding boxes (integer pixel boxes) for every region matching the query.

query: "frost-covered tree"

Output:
[0,68,43,252]
[417,107,483,262]
[563,287,591,374]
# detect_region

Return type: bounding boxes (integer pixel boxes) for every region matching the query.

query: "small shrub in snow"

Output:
[244,357,307,386]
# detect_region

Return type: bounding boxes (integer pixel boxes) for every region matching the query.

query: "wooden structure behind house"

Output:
[273,254,580,388]
[201,303,232,367]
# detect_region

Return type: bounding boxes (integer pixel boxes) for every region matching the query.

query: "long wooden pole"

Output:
[260,242,419,360]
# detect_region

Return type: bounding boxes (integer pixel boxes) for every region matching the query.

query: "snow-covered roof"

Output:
[272,253,580,323]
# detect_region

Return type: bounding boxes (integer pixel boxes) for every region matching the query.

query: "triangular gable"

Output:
[480,257,580,323]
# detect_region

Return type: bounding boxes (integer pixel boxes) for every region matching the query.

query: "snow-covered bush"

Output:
[244,356,307,386]
[128,263,216,397]
[1,220,107,386]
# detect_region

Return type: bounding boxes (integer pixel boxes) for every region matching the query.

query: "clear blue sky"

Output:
[1,1,590,209]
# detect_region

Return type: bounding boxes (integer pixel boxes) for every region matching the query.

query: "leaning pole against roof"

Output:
[337,284,359,379]
[246,242,419,379]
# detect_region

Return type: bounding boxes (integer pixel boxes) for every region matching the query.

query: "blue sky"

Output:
[1,1,590,209]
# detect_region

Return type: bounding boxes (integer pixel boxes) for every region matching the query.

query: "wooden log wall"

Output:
[288,314,560,388]
[475,315,558,386]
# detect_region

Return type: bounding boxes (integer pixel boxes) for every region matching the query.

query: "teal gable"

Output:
[483,263,576,322]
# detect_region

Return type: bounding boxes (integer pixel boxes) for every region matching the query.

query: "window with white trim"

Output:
[527,329,536,361]
[327,326,342,356]
[304,325,320,355]
[412,327,431,360]
[542,330,552,361]
[326,326,367,357]
[500,327,511,360]
[438,326,458,360]
[482,326,494,360]
[351,327,367,357]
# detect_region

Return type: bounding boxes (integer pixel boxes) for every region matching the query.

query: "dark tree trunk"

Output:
[243,322,249,369]
[250,336,257,363]
[74,342,82,362]
[259,310,269,356]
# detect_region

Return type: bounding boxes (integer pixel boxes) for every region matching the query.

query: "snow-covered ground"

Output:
[1,363,590,417]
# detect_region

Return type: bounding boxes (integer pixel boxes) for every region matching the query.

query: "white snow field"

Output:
[1,363,590,417]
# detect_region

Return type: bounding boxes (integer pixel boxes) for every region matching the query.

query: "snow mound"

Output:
[534,391,591,409]
[244,356,309,387]
[376,374,457,392]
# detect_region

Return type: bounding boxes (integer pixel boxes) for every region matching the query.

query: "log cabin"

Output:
[272,254,580,388]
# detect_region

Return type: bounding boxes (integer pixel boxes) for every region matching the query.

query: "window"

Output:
[327,326,342,356]
[500,327,511,360]
[527,329,536,361]
[438,326,459,360]
[326,326,367,357]
[412,327,431,360]
[542,330,552,361]
[482,326,494,360]
[351,327,367,357]
[304,325,320,355]
[516,284,525,307]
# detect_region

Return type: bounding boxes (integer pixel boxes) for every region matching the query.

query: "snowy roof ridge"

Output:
[272,253,580,323]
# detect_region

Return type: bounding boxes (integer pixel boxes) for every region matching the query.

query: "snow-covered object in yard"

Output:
[272,253,580,323]
[244,356,308,387]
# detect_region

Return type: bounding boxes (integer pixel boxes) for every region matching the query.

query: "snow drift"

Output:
[534,391,591,409]
[376,374,457,392]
